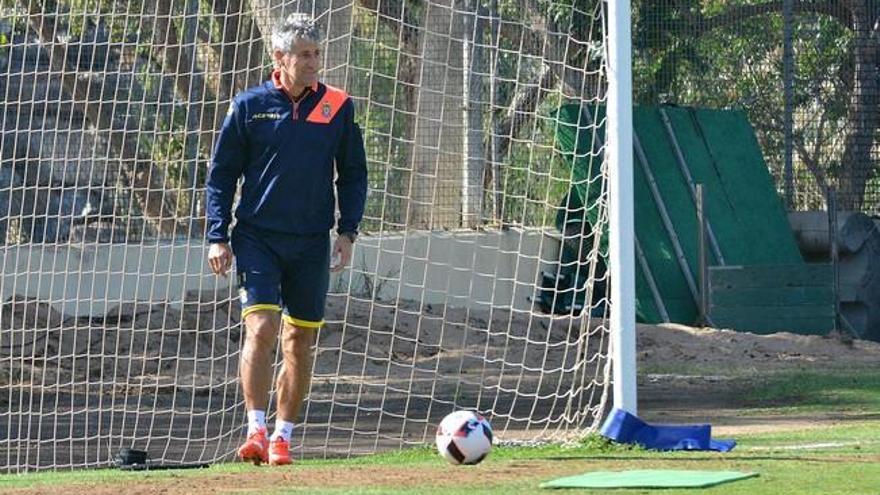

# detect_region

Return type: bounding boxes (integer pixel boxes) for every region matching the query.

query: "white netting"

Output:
[0,0,611,471]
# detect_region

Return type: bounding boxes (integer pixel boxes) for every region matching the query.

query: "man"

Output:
[205,13,367,466]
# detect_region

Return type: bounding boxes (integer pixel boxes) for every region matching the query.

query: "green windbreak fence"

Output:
[556,104,807,327]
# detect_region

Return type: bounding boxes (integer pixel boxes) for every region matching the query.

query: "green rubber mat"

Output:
[540,469,759,489]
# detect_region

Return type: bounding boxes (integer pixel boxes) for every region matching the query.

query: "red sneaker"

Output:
[268,438,291,466]
[237,427,269,465]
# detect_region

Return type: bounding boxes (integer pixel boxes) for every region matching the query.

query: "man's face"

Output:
[274,38,321,88]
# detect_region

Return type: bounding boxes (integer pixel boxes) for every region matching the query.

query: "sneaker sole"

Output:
[238,444,268,465]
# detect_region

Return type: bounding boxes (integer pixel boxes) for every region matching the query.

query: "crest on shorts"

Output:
[322,102,332,118]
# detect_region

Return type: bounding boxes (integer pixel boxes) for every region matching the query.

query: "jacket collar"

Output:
[272,69,319,101]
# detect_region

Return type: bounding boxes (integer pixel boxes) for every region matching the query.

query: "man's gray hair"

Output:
[272,13,322,53]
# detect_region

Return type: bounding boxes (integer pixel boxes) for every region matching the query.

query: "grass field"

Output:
[2,369,879,495]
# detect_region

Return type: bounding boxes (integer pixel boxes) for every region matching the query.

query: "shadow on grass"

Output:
[743,371,880,410]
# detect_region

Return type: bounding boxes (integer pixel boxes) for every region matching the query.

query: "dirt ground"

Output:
[637,322,880,372]
[634,322,880,435]
[4,458,622,495]
[3,293,880,491]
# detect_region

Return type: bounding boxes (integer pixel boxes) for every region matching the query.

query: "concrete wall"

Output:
[0,228,562,317]
[0,241,225,317]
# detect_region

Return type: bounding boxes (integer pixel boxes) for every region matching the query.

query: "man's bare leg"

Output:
[275,323,317,423]
[241,311,281,411]
[237,310,280,464]
[266,323,316,465]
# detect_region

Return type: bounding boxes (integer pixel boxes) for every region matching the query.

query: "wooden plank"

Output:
[709,263,832,289]
[710,286,833,307]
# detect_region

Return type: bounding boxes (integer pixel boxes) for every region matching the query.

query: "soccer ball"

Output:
[435,410,493,465]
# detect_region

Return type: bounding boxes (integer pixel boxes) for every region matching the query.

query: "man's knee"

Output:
[244,311,280,348]
[280,326,316,357]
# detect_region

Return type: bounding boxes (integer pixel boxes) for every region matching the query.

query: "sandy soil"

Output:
[2,292,879,481]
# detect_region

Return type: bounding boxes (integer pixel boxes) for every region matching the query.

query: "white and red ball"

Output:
[435,410,493,465]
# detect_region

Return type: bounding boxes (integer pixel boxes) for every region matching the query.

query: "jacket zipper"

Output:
[290,88,310,121]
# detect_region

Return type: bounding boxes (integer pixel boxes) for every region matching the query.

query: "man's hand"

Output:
[208,242,233,276]
[330,235,353,273]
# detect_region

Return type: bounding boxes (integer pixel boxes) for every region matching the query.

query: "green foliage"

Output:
[348,6,414,231]
[499,93,576,227]
[347,0,594,230]
[633,0,871,211]
[7,0,872,234]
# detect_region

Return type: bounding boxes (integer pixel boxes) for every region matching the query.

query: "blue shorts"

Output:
[231,223,330,328]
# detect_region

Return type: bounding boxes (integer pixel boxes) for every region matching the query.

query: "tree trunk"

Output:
[22,0,183,237]
[154,0,210,221]
[314,0,355,88]
[838,0,879,210]
[491,0,593,171]
[462,0,486,228]
[408,0,465,229]
[248,0,289,50]
[215,0,267,100]
[358,0,422,228]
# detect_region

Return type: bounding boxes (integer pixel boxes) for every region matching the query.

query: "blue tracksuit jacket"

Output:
[205,74,368,242]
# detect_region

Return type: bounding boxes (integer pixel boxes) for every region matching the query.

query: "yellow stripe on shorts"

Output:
[282,315,324,328]
[241,304,282,318]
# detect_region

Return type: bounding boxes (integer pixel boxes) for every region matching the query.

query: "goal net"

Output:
[0,0,612,470]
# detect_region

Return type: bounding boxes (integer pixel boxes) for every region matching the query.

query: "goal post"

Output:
[606,0,637,414]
